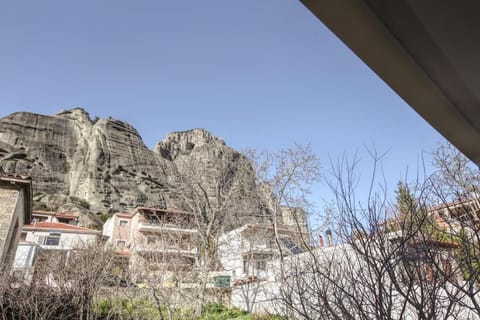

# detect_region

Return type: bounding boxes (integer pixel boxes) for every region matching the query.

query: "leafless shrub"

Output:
[277,148,480,319]
[0,243,117,320]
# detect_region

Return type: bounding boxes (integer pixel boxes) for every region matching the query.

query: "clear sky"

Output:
[0,1,448,209]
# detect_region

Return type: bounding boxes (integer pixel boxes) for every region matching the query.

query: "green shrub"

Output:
[71,196,91,209]
[95,297,160,319]
[32,202,59,212]
[99,213,112,223]
[94,300,283,320]
[199,303,249,320]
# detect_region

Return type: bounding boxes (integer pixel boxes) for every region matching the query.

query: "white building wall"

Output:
[218,227,244,280]
[231,280,282,315]
[219,226,280,282]
[59,232,97,249]
[25,231,97,250]
[102,217,115,242]
[13,242,38,269]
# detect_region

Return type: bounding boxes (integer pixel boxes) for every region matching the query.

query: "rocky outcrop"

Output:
[0,109,263,227]
[155,129,262,224]
[156,129,226,160]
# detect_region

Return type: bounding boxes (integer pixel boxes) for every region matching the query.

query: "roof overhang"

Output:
[300,0,480,165]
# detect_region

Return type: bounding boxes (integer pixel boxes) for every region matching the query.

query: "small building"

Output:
[103,207,199,284]
[218,224,307,284]
[428,199,480,234]
[0,171,32,268]
[29,210,79,225]
[12,214,100,280]
[22,221,99,250]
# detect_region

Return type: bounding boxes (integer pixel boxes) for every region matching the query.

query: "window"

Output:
[255,260,267,271]
[117,240,126,248]
[119,220,128,226]
[280,238,303,255]
[146,236,157,245]
[243,254,269,274]
[35,235,46,245]
[44,233,61,246]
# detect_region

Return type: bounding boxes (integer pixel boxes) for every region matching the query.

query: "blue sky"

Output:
[0,1,448,208]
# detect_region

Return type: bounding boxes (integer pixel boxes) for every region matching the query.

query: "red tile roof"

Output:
[55,213,78,220]
[429,199,479,212]
[23,222,99,234]
[115,212,135,218]
[33,210,78,219]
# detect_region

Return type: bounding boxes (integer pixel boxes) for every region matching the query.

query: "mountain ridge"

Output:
[0,108,261,227]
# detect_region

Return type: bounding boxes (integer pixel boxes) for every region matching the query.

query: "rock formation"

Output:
[0,108,262,227]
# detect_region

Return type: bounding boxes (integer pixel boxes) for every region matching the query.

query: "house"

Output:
[103,207,199,284]
[218,224,307,284]
[29,210,79,225]
[0,170,32,268]
[217,206,310,286]
[12,211,100,280]
[380,202,470,285]
[428,199,480,233]
[21,221,99,250]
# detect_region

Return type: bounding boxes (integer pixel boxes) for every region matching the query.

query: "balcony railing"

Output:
[135,245,197,256]
[138,221,198,234]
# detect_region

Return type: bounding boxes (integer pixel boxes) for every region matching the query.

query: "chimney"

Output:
[325,229,333,246]
[318,235,324,248]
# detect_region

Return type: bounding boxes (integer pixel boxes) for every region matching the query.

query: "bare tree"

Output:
[219,224,280,314]
[130,212,198,320]
[0,242,117,320]
[161,143,321,316]
[425,144,480,315]
[276,151,479,319]
[245,144,321,276]
[166,150,258,316]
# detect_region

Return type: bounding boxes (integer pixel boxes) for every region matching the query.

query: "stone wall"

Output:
[0,186,19,264]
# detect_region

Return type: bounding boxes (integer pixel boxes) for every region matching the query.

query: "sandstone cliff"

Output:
[0,108,261,227]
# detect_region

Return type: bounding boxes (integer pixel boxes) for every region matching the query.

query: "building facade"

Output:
[219,224,307,284]
[103,207,199,284]
[13,211,100,280]
[0,171,32,268]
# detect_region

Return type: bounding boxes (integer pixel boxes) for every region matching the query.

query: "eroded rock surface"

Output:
[0,109,263,227]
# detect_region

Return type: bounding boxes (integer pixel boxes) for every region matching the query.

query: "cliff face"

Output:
[155,129,262,224]
[0,109,261,227]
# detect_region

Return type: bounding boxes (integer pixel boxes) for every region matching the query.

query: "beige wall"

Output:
[0,186,23,266]
[280,206,309,236]
[111,215,133,251]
